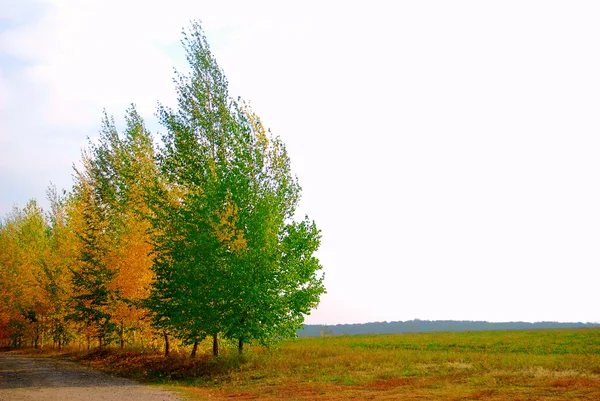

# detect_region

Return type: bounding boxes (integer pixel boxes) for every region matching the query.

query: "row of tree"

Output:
[0,22,325,356]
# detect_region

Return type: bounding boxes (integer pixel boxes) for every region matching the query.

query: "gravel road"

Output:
[0,352,182,401]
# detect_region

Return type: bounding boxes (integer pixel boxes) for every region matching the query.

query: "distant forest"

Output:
[298,320,600,337]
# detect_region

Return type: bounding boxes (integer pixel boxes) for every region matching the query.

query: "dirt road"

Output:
[0,352,182,400]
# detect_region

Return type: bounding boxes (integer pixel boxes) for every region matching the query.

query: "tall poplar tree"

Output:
[68,165,116,347]
[69,106,157,349]
[110,107,157,348]
[0,204,48,347]
[149,21,325,355]
[44,184,74,348]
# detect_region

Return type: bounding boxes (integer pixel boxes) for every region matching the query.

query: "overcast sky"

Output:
[1,1,600,325]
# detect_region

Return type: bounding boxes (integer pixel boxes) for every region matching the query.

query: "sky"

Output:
[1,1,600,325]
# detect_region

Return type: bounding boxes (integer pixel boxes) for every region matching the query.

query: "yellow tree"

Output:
[69,106,157,349]
[19,200,52,348]
[43,184,76,348]
[0,201,52,348]
[101,107,157,348]
[0,209,23,346]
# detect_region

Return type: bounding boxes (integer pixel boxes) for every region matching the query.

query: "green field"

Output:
[49,328,600,400]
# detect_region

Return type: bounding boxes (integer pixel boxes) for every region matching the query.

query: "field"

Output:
[25,328,600,400]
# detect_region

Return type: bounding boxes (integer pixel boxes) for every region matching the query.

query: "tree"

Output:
[148,21,325,355]
[0,21,325,355]
[0,201,57,348]
[68,106,158,349]
[43,184,75,349]
[96,107,157,349]
[0,208,26,346]
[68,167,116,347]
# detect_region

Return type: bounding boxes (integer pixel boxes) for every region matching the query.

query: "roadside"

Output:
[0,351,184,401]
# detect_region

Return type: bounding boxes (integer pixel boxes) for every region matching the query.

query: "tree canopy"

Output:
[0,20,324,355]
[148,21,324,354]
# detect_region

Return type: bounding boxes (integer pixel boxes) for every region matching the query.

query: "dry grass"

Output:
[17,328,600,400]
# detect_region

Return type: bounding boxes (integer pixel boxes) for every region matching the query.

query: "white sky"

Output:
[1,0,600,325]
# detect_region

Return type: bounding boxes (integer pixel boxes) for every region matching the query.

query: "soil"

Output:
[0,352,182,401]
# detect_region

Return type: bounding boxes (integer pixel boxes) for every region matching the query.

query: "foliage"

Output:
[67,106,157,348]
[148,21,324,353]
[0,21,323,353]
[68,166,116,346]
[0,201,53,347]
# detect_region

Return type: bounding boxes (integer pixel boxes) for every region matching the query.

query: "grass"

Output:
[16,328,600,400]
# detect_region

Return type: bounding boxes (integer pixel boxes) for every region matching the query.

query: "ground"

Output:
[0,352,182,401]
[3,329,600,400]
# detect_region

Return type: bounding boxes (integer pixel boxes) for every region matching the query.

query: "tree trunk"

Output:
[212,333,219,357]
[238,338,244,354]
[163,330,170,357]
[190,340,198,358]
[120,322,124,350]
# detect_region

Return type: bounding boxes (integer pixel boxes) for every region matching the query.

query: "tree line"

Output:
[299,320,600,337]
[0,21,325,356]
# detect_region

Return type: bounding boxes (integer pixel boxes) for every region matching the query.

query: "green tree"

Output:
[149,21,325,355]
[68,154,116,347]
[221,105,326,353]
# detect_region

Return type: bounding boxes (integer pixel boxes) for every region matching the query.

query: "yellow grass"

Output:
[19,328,600,400]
